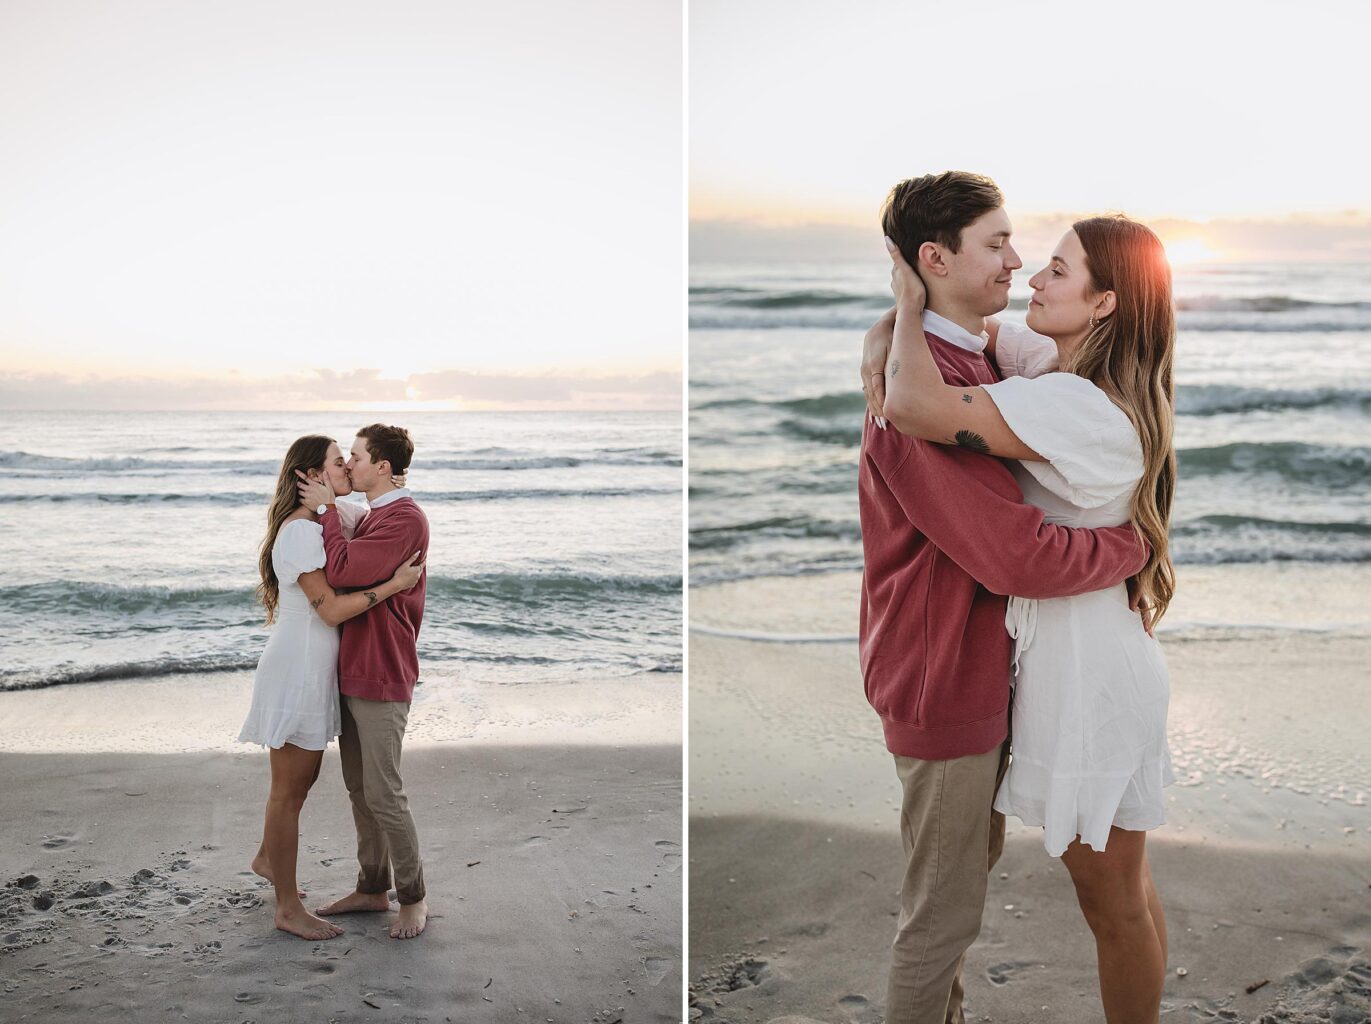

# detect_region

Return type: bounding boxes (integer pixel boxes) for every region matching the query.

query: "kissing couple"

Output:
[238,423,431,942]
[858,172,1176,1023]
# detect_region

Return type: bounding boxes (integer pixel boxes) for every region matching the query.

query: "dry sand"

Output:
[688,569,1371,1024]
[0,672,682,1023]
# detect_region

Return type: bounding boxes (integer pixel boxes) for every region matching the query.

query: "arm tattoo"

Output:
[363,591,379,608]
[954,430,991,455]
[889,359,900,378]
[310,595,325,611]
[961,393,973,404]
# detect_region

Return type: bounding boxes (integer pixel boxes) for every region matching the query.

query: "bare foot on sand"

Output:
[390,900,427,940]
[250,855,306,899]
[315,890,392,916]
[274,903,344,941]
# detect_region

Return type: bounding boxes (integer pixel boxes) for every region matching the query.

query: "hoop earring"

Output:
[1089,313,1097,330]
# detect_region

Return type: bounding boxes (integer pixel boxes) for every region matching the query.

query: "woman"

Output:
[238,434,423,941]
[864,216,1176,1023]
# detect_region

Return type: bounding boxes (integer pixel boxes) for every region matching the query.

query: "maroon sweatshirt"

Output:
[320,496,429,703]
[859,331,1147,760]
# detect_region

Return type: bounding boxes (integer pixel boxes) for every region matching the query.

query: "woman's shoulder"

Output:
[275,515,323,544]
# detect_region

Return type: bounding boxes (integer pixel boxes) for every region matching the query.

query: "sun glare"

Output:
[1163,238,1219,267]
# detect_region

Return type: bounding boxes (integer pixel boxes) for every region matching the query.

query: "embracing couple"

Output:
[237,423,431,942]
[858,172,1176,1024]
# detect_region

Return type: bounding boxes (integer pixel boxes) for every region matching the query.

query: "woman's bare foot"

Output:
[315,890,392,916]
[250,855,305,899]
[274,902,344,941]
[390,900,427,940]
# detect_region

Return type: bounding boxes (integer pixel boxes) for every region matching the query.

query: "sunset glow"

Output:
[1163,238,1221,267]
[691,0,1371,262]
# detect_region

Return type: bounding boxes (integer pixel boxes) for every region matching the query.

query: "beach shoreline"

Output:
[688,572,1371,1024]
[0,671,683,1023]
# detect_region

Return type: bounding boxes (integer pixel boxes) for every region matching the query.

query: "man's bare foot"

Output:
[315,890,392,916]
[274,902,344,941]
[250,855,305,899]
[390,900,427,940]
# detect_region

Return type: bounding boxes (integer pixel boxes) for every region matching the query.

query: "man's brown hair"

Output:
[357,423,414,475]
[880,171,1004,262]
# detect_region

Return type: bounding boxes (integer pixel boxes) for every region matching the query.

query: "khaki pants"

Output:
[885,742,1010,1024]
[339,695,426,905]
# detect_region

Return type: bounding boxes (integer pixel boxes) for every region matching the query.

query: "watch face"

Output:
[317,504,328,515]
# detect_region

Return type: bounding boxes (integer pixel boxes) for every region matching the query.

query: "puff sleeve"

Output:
[273,520,327,579]
[994,321,1059,379]
[981,372,1144,509]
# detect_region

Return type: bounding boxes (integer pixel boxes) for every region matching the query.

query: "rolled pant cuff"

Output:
[395,865,426,905]
[356,866,392,896]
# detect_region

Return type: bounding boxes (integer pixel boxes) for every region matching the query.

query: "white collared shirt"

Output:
[369,486,412,510]
[922,309,989,354]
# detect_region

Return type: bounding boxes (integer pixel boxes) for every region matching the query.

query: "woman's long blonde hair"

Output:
[1066,215,1177,623]
[257,435,335,625]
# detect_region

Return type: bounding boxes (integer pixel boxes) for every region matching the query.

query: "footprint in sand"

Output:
[986,960,1042,986]
[40,835,75,850]
[643,955,674,986]
[522,836,551,847]
[836,994,881,1024]
[654,840,682,872]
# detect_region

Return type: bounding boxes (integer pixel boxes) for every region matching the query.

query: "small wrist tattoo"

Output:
[961,393,973,404]
[364,591,378,608]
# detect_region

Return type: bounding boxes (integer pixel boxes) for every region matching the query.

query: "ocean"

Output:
[0,410,682,691]
[688,259,1371,637]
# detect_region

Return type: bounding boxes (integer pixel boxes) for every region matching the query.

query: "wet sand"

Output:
[688,570,1371,1024]
[0,672,682,1023]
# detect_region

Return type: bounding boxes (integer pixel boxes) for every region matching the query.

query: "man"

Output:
[297,423,431,940]
[856,172,1147,1023]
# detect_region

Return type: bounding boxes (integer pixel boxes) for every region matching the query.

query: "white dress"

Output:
[238,519,342,751]
[984,322,1174,856]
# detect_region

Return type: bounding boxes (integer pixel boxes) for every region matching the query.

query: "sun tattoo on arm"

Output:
[954,430,991,454]
[363,591,379,608]
[310,595,325,611]
[889,359,901,378]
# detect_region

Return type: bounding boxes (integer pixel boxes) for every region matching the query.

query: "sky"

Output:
[690,0,1371,264]
[0,0,683,410]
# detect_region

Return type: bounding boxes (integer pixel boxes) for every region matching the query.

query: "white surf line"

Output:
[689,622,857,644]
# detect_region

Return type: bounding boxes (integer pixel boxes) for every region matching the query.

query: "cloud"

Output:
[0,366,682,411]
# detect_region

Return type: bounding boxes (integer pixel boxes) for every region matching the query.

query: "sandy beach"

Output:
[0,671,682,1023]
[688,569,1371,1024]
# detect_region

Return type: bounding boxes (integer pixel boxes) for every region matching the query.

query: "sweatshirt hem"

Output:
[340,676,418,704]
[880,710,1008,761]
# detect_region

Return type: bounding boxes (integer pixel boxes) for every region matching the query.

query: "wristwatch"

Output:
[316,503,331,516]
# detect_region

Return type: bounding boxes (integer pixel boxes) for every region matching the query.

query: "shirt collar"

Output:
[922,309,989,354]
[369,486,411,509]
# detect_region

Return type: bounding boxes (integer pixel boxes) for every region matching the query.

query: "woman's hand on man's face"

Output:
[295,471,335,510]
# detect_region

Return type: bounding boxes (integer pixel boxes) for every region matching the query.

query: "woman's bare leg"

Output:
[1144,852,1167,970]
[264,744,342,940]
[1060,828,1163,1023]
